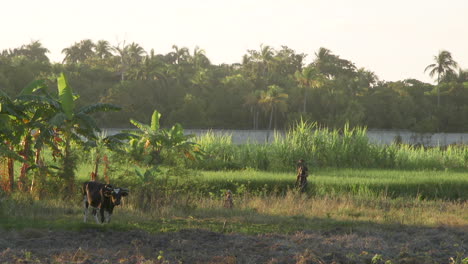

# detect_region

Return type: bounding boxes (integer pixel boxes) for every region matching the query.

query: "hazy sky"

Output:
[2,0,467,83]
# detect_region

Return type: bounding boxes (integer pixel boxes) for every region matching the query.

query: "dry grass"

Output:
[1,190,467,263]
[165,191,468,229]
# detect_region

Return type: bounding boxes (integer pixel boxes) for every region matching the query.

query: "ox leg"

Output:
[92,208,100,224]
[83,196,88,223]
[104,211,112,223]
[100,209,105,224]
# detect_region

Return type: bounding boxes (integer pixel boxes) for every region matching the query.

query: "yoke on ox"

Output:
[83,181,129,224]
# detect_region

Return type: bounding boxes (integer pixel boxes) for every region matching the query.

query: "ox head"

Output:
[111,187,129,205]
[103,185,129,206]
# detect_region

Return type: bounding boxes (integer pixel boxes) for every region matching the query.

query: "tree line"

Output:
[1,40,467,132]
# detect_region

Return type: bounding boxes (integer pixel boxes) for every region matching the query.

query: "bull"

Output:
[82,181,129,224]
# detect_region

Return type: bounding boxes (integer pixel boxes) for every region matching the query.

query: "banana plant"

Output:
[86,131,137,182]
[1,79,65,192]
[129,110,201,165]
[0,85,43,192]
[50,73,121,194]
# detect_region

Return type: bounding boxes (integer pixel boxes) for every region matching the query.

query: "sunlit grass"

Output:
[199,169,468,200]
[1,191,466,235]
[3,167,468,233]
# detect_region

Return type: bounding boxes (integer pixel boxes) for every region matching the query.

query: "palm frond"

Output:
[0,89,12,103]
[19,79,47,96]
[49,112,68,126]
[0,145,26,162]
[75,112,100,132]
[130,119,151,134]
[424,63,436,73]
[106,132,138,141]
[57,73,75,120]
[16,94,60,108]
[77,103,121,114]
[151,110,161,131]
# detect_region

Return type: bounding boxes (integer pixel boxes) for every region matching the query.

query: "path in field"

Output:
[0,225,466,263]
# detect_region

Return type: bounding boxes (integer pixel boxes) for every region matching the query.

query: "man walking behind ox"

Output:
[295,159,309,192]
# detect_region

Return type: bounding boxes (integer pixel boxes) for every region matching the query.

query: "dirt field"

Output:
[0,225,466,264]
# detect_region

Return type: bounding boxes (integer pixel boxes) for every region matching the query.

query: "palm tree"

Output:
[78,39,96,60]
[62,43,81,64]
[424,50,458,107]
[257,44,274,78]
[170,45,190,65]
[295,65,324,113]
[112,42,128,81]
[124,43,147,80]
[95,40,113,59]
[126,42,146,64]
[353,68,378,96]
[259,85,288,129]
[21,40,50,63]
[314,47,333,77]
[314,47,356,79]
[62,39,96,64]
[191,46,210,68]
[113,42,146,81]
[244,90,262,129]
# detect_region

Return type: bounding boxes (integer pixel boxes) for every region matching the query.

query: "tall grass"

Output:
[192,121,468,171]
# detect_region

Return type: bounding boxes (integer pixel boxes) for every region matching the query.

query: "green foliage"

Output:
[0,144,25,162]
[198,169,468,200]
[193,121,468,171]
[57,72,74,119]
[128,109,201,166]
[2,41,468,131]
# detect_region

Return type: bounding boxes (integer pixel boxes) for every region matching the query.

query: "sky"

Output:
[1,0,468,83]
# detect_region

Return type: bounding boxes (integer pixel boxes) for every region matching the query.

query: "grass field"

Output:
[1,167,467,263]
[196,169,468,200]
[3,168,466,231]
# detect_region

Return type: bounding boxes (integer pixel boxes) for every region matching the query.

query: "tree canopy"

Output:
[1,40,467,133]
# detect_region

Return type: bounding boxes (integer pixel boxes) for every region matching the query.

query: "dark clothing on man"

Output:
[296,162,309,192]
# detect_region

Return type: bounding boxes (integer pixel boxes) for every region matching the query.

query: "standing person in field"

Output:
[295,159,309,192]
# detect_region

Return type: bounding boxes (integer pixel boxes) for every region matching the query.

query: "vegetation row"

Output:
[192,121,468,171]
[1,40,468,132]
[1,73,467,204]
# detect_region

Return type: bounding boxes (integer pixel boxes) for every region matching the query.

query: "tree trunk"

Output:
[251,106,255,129]
[274,109,278,130]
[18,134,31,192]
[103,155,110,184]
[7,157,14,193]
[30,148,42,193]
[92,153,100,182]
[437,75,440,132]
[61,131,76,197]
[303,89,307,113]
[269,105,274,130]
[256,109,259,129]
[437,75,440,108]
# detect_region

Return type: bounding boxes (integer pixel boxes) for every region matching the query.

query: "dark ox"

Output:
[82,181,129,224]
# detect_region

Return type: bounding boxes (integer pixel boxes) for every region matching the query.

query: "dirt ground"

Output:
[0,225,466,264]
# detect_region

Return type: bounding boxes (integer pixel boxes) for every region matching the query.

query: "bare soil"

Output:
[0,225,466,264]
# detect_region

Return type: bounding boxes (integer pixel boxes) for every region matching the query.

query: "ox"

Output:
[82,181,129,224]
